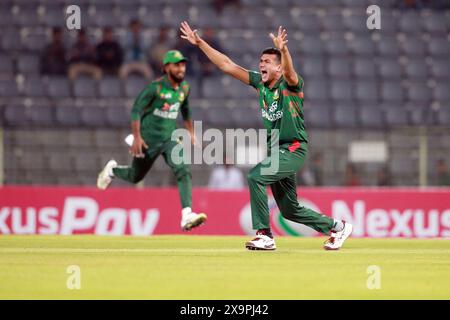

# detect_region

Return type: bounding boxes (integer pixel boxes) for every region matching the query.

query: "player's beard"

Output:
[168,70,185,84]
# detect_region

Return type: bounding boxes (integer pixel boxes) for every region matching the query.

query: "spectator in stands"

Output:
[436,159,450,186]
[344,163,361,187]
[68,29,102,80]
[149,26,173,76]
[120,19,153,80]
[376,166,392,186]
[96,27,123,76]
[208,156,244,190]
[212,0,241,14]
[41,27,67,75]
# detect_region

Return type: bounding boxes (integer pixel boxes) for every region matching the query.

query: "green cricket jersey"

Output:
[131,75,191,142]
[248,71,308,150]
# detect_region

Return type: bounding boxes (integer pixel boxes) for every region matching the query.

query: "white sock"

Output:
[333,219,344,232]
[182,207,192,217]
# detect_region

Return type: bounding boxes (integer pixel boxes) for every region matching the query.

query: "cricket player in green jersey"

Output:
[97,50,207,232]
[180,22,352,250]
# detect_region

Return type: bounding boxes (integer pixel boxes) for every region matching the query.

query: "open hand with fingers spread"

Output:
[269,26,288,52]
[180,21,202,46]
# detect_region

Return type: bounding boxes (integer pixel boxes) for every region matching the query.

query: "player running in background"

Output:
[180,22,352,250]
[97,50,207,232]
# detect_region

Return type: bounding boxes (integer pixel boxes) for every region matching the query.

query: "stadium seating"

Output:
[0,0,449,187]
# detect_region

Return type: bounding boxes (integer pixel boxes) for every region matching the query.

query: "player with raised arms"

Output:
[180,21,352,250]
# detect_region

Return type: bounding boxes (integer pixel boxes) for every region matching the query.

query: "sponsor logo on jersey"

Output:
[262,108,283,122]
[268,101,278,113]
[154,102,180,119]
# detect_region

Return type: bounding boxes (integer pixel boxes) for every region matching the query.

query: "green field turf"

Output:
[0,235,449,299]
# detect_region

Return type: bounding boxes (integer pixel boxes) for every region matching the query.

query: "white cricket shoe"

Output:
[181,212,207,231]
[97,160,117,190]
[323,221,353,251]
[245,234,276,251]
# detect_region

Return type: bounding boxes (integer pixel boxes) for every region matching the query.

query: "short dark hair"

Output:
[261,47,281,63]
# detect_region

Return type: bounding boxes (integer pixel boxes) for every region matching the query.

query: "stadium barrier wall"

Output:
[1,186,450,237]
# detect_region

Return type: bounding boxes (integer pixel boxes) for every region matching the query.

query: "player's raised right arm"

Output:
[180,21,249,85]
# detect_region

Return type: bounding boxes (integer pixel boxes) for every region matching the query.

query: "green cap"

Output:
[163,50,188,65]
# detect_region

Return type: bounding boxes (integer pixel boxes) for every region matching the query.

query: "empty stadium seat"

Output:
[404,59,429,80]
[304,104,332,129]
[98,77,123,98]
[17,54,40,74]
[124,76,148,98]
[73,77,98,98]
[355,80,378,104]
[428,37,450,57]
[433,83,450,104]
[398,11,422,34]
[299,57,326,79]
[202,77,228,99]
[328,58,352,79]
[29,104,54,126]
[0,80,20,97]
[430,59,450,79]
[292,13,321,32]
[378,59,403,80]
[381,82,405,103]
[359,105,384,129]
[304,79,329,102]
[206,105,235,128]
[376,36,401,57]
[4,104,28,127]
[105,106,130,128]
[333,105,358,128]
[47,77,71,98]
[55,105,82,127]
[80,107,107,127]
[401,38,427,57]
[423,13,448,34]
[349,36,376,56]
[330,82,353,103]
[406,83,432,104]
[0,54,14,75]
[384,107,410,126]
[353,58,377,79]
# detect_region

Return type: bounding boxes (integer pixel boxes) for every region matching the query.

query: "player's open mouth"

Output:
[261,70,267,75]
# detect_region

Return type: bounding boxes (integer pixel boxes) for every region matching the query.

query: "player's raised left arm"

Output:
[270,26,298,86]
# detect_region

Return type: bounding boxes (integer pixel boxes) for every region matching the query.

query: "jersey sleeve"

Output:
[284,74,304,93]
[130,84,156,121]
[248,70,262,89]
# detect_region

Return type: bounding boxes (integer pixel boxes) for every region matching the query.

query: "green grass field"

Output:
[0,235,449,299]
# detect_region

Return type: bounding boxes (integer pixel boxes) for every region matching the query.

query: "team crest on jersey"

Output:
[273,89,279,100]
